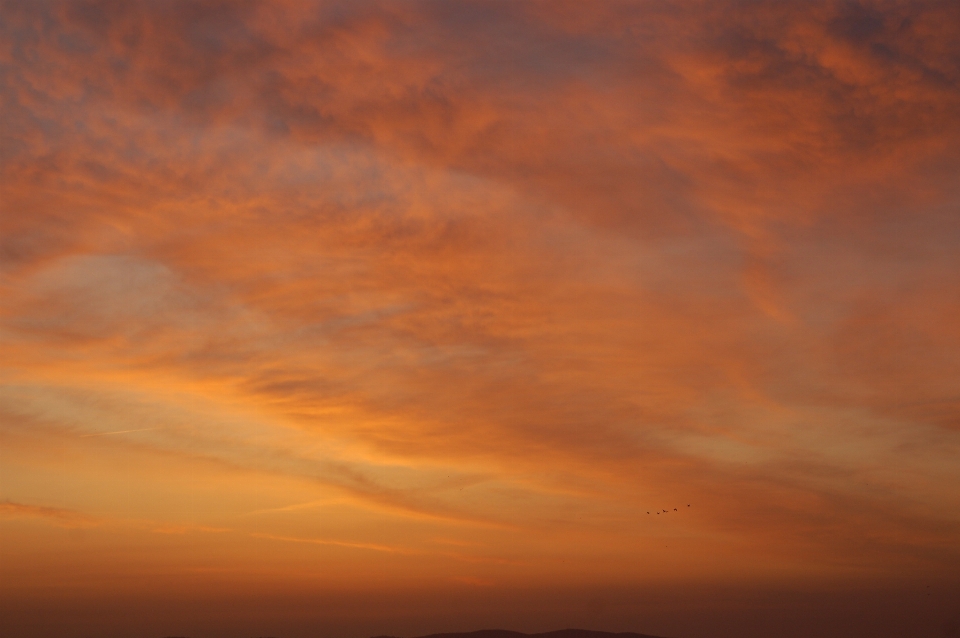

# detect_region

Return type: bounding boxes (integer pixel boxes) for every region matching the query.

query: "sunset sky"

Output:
[1,2,959,637]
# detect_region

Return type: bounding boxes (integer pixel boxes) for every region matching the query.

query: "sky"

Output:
[1,1,959,637]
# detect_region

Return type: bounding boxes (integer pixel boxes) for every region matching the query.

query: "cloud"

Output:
[151,524,231,535]
[251,532,418,555]
[0,500,99,528]
[1,1,959,622]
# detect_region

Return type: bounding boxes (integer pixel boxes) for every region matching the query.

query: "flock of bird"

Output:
[646,504,690,514]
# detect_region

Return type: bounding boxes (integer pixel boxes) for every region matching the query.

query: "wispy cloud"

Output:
[0,500,99,529]
[251,532,418,555]
[79,427,160,437]
[1,2,959,628]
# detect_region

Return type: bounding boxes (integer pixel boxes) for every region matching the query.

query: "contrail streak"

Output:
[79,428,159,438]
[251,532,419,554]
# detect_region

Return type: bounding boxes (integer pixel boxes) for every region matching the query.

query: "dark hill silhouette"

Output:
[372,628,670,638]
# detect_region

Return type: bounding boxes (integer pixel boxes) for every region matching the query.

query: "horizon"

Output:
[1,1,959,638]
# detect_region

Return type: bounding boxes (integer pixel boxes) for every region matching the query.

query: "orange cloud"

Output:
[1,2,959,637]
[0,500,99,528]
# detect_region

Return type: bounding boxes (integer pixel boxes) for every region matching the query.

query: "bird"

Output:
[674,508,677,511]
[687,504,690,507]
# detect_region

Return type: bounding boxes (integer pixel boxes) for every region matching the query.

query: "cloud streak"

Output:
[0,500,98,528]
